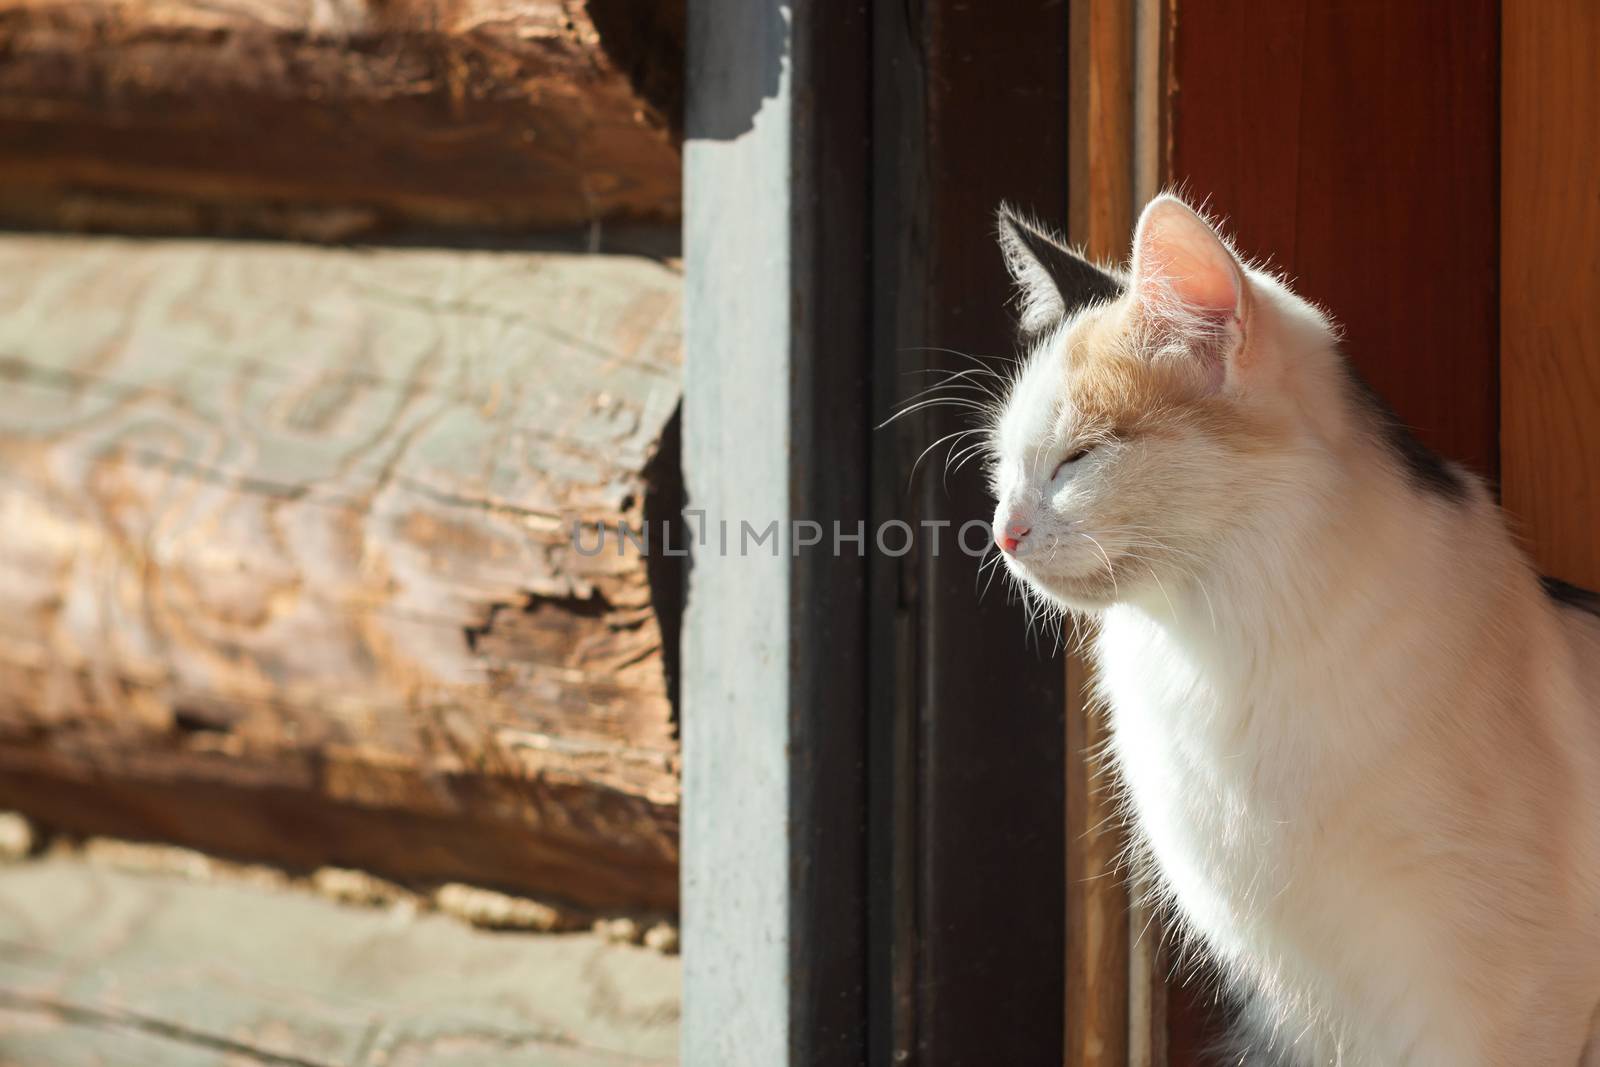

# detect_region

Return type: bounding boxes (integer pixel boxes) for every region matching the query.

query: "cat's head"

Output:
[987,194,1342,614]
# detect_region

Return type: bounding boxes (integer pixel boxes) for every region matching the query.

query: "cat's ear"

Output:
[1129,196,1246,385]
[1131,195,1244,318]
[996,203,1124,335]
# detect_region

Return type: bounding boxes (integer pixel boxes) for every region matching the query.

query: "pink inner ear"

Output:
[1134,202,1241,317]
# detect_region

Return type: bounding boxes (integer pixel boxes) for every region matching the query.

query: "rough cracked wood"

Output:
[0,0,683,238]
[0,234,683,910]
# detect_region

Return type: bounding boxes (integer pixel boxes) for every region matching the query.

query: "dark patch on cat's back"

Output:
[1541,575,1600,619]
[1341,364,1469,502]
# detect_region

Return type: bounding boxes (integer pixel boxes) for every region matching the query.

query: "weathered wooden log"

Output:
[0,0,683,238]
[0,233,683,910]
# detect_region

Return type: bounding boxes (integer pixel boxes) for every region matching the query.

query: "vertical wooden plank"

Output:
[1067,3,1135,1065]
[1064,656,1130,1067]
[1168,0,1500,479]
[1129,7,1172,1063]
[682,1,870,1064]
[1503,0,1600,586]
[1070,0,1135,260]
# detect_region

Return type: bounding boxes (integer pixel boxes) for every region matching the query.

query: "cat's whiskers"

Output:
[877,394,990,429]
[904,365,1008,406]
[905,426,985,489]
[895,372,1004,411]
[1078,532,1120,599]
[898,344,1021,371]
[945,438,991,479]
[975,546,1007,601]
[896,350,1016,432]
[1141,562,1178,618]
[1086,526,1220,632]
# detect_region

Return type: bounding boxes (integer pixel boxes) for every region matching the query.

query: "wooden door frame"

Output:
[684,1,1075,1064]
[1065,1,1171,1063]
[869,2,1073,1064]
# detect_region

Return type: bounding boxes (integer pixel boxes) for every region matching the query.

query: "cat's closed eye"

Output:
[1051,445,1096,480]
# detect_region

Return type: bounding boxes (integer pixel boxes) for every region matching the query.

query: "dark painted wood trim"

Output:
[787,1,873,1063]
[870,2,1071,1063]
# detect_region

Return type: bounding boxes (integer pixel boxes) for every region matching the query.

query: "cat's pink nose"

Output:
[997,522,1030,554]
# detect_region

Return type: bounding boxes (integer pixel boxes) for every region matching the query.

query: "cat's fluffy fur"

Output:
[986,196,1600,1065]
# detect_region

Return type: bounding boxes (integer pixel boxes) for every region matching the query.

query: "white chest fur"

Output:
[1095,605,1300,964]
[1091,603,1483,1064]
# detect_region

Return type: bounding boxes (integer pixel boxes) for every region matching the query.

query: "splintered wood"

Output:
[0,234,683,910]
[0,0,683,236]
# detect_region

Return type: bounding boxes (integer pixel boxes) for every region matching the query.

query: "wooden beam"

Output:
[1067,2,1137,1064]
[681,0,871,1063]
[1126,9,1172,1063]
[0,0,682,238]
[0,234,683,911]
[1502,0,1600,588]
[1069,0,1135,261]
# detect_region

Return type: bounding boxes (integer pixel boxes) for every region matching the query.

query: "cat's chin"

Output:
[1053,589,1119,614]
[1007,564,1121,614]
[1042,584,1120,615]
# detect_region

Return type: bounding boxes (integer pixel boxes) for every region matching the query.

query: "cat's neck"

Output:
[1098,425,1531,715]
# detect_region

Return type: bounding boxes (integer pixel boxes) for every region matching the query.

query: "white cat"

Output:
[984,195,1600,1065]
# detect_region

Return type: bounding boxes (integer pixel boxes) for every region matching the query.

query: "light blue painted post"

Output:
[682,3,796,1064]
[682,1,871,1063]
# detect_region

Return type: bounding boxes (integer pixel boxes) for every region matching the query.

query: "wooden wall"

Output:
[1502,0,1600,589]
[0,0,688,914]
[0,236,684,912]
[1168,0,1501,481]
[0,0,682,239]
